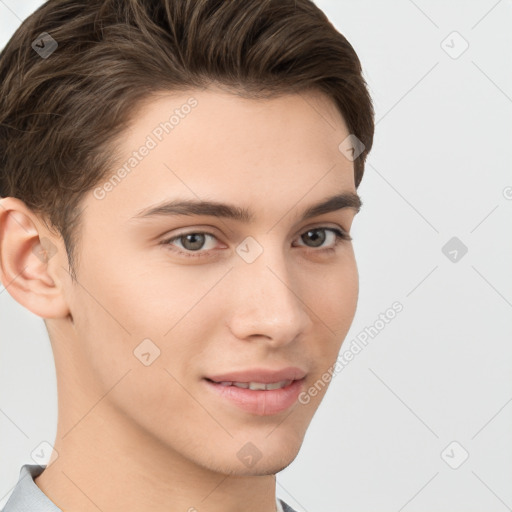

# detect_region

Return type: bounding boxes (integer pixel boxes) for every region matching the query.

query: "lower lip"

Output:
[203,378,305,416]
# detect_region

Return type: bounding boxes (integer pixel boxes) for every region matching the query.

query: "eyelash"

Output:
[160,227,352,259]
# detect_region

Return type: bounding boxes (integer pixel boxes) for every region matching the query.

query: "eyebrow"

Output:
[130,192,362,223]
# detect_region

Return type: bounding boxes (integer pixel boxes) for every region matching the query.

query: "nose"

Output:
[227,243,313,347]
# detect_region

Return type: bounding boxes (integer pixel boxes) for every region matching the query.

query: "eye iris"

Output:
[181,233,205,251]
[303,229,326,247]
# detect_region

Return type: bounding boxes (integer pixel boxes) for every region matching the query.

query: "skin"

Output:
[0,87,360,512]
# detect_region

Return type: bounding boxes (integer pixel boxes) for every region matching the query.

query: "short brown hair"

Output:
[0,0,374,279]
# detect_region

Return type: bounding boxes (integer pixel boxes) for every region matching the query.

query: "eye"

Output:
[161,226,352,258]
[294,227,352,251]
[162,232,218,258]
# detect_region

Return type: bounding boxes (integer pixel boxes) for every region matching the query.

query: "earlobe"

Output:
[0,197,71,319]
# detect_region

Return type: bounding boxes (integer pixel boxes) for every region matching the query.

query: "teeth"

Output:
[215,380,293,390]
[233,382,250,389]
[249,382,267,390]
[265,380,292,390]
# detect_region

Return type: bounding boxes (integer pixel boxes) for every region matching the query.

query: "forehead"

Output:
[84,87,355,226]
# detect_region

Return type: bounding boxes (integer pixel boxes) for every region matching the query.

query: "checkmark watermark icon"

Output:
[441,441,469,469]
[440,31,469,60]
[31,32,58,59]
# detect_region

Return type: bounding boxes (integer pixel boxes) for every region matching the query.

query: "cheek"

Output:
[303,256,358,380]
[67,254,160,385]
[69,253,215,395]
[308,256,359,330]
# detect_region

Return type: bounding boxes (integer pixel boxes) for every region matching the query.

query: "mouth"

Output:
[205,366,307,385]
[204,378,294,390]
[202,369,307,416]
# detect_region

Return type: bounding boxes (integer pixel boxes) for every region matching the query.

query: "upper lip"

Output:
[206,366,307,383]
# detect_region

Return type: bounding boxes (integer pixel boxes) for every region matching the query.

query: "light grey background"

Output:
[1,1,511,511]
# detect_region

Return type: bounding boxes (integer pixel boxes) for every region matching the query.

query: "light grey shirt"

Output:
[2,464,298,512]
[1,465,60,512]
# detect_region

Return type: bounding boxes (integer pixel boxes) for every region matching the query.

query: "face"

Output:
[38,88,360,476]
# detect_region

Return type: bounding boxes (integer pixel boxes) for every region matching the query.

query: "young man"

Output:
[0,1,374,511]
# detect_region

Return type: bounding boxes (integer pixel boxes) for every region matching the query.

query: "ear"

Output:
[0,197,71,319]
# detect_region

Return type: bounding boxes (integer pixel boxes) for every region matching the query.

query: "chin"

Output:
[208,435,304,477]
[217,449,300,477]
[253,453,298,476]
[235,461,295,477]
